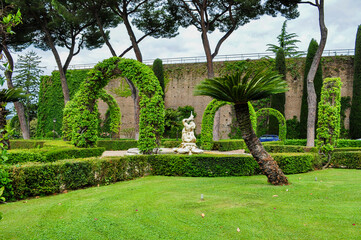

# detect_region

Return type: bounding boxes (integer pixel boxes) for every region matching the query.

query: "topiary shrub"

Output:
[152,58,165,98]
[98,89,121,136]
[200,100,256,150]
[4,156,149,200]
[96,140,138,150]
[269,48,286,134]
[6,148,106,164]
[350,25,361,139]
[212,140,247,151]
[332,151,361,169]
[62,57,164,153]
[147,153,314,177]
[300,39,323,138]
[316,78,342,168]
[10,140,45,149]
[256,108,287,141]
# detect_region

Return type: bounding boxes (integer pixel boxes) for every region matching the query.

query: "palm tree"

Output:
[0,88,26,149]
[194,68,289,185]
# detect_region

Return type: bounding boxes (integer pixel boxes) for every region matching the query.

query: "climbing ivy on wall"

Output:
[63,57,164,153]
[316,78,342,168]
[200,99,256,150]
[256,108,287,141]
[36,70,88,137]
[99,89,121,135]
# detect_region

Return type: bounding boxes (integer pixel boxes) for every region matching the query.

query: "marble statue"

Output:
[174,112,203,155]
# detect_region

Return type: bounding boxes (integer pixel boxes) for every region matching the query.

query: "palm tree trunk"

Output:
[234,103,288,185]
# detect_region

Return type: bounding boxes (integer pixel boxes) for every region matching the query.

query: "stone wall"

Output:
[99,56,354,139]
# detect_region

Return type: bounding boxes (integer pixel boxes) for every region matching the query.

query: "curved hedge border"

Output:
[200,100,256,150]
[99,89,121,135]
[256,108,286,141]
[63,57,164,153]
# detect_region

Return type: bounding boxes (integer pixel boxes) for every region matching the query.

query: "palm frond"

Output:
[194,67,288,104]
[0,88,27,104]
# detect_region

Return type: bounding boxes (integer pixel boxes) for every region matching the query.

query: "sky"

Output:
[10,0,361,76]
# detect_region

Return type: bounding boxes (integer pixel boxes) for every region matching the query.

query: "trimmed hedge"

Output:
[4,156,149,200]
[162,140,182,148]
[263,145,305,153]
[212,140,247,151]
[336,139,361,148]
[148,153,314,177]
[6,148,106,164]
[284,139,307,146]
[96,140,138,150]
[331,151,361,169]
[10,140,45,149]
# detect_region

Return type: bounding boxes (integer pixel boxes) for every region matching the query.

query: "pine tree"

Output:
[13,51,44,128]
[350,25,361,139]
[300,39,323,139]
[152,58,165,99]
[266,20,301,58]
[269,48,286,134]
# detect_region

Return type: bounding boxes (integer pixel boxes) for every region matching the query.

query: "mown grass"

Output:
[0,169,360,239]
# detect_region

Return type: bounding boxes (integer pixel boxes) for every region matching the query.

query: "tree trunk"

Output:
[43,27,70,104]
[306,0,328,147]
[95,12,117,57]
[234,103,288,185]
[2,45,30,139]
[123,16,142,62]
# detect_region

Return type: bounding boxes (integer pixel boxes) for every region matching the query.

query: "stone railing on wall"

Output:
[56,49,354,70]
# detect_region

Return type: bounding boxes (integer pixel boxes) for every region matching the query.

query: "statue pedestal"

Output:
[173,143,204,155]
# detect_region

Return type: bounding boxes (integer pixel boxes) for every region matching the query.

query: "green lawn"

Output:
[0,169,360,239]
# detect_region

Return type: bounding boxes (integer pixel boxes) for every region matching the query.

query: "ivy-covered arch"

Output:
[256,108,286,141]
[63,57,164,153]
[200,99,256,150]
[99,89,121,135]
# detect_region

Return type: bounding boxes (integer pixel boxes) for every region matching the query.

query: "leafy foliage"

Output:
[316,78,342,168]
[286,116,300,139]
[148,153,313,177]
[4,156,148,200]
[256,108,287,141]
[13,51,44,125]
[153,58,165,99]
[98,89,121,136]
[96,140,138,150]
[200,100,256,150]
[350,25,361,139]
[266,20,301,57]
[63,57,164,153]
[195,68,288,104]
[164,106,196,139]
[269,48,286,134]
[300,39,323,138]
[36,69,87,138]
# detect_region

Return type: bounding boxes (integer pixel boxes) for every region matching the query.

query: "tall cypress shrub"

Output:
[350,25,361,139]
[269,48,286,134]
[153,58,165,99]
[299,39,323,139]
